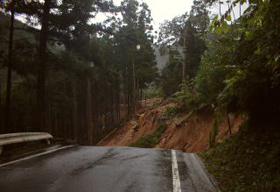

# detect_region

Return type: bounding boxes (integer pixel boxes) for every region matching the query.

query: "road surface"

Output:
[0,146,219,192]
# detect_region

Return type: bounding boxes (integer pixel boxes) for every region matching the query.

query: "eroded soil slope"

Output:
[98,99,243,152]
[98,98,165,146]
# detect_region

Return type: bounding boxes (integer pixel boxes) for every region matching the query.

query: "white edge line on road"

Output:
[171,150,182,192]
[0,145,75,168]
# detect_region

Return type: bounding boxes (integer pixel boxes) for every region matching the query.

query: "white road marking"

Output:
[172,150,182,192]
[0,145,75,168]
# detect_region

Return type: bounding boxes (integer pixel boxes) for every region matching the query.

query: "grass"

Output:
[199,121,280,191]
[130,123,167,148]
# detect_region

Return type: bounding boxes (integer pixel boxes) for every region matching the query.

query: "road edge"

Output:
[194,153,221,192]
[0,145,75,168]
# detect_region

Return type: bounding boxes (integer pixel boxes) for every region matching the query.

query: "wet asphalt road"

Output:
[0,146,218,192]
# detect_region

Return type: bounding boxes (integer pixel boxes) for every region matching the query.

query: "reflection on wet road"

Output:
[0,146,218,192]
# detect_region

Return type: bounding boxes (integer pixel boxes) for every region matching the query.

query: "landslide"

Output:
[98,98,243,152]
[98,98,165,147]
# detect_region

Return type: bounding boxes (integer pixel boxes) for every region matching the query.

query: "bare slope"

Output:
[98,99,243,152]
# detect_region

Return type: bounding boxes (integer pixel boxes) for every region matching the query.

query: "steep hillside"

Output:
[98,99,243,152]
[200,121,280,191]
[98,98,165,146]
[155,109,242,152]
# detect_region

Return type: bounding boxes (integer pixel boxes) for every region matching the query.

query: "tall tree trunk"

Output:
[182,33,186,84]
[117,81,121,125]
[48,101,52,134]
[227,112,232,135]
[0,82,1,107]
[136,79,139,109]
[132,59,136,113]
[54,112,58,137]
[93,82,99,143]
[126,67,130,120]
[140,88,143,108]
[36,0,51,131]
[144,90,146,107]
[0,82,2,133]
[110,79,114,127]
[87,78,93,145]
[73,82,78,141]
[5,0,15,133]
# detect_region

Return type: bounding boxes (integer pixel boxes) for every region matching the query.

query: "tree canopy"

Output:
[0,0,157,144]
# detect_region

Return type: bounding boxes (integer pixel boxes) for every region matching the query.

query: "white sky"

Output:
[104,0,248,32]
[14,0,194,32]
[15,0,248,34]
[114,0,193,30]
[113,0,194,32]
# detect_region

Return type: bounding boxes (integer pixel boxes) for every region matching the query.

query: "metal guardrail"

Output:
[0,132,53,155]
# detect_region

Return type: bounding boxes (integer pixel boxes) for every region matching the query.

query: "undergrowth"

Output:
[130,123,167,148]
[163,106,179,119]
[200,121,280,191]
[209,110,224,148]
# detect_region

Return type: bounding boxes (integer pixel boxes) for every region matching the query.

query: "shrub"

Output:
[130,123,168,148]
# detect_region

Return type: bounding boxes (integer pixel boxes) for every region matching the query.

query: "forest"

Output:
[159,0,280,125]
[0,0,157,144]
[0,0,279,140]
[1,0,280,190]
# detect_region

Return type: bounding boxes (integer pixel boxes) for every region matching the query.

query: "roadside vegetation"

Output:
[156,0,280,190]
[200,121,280,191]
[130,123,167,148]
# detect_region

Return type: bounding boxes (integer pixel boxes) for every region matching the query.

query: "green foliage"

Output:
[0,0,157,140]
[194,33,235,108]
[157,13,188,46]
[173,82,198,110]
[200,120,280,191]
[191,0,280,125]
[160,59,183,96]
[158,0,209,96]
[130,123,167,148]
[163,106,179,119]
[159,0,280,134]
[172,81,209,112]
[209,110,224,148]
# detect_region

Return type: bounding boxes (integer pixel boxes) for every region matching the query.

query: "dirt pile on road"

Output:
[98,99,243,152]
